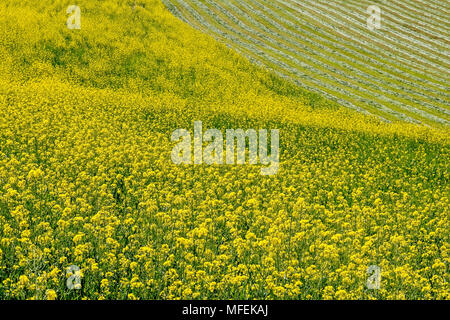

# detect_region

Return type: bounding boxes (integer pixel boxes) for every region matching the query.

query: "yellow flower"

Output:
[46,290,57,300]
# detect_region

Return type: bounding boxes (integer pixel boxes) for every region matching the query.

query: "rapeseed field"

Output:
[0,0,448,300]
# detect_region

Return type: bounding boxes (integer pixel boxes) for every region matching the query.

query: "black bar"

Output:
[0,300,447,318]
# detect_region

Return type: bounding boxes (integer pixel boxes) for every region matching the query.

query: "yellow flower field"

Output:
[0,0,448,300]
